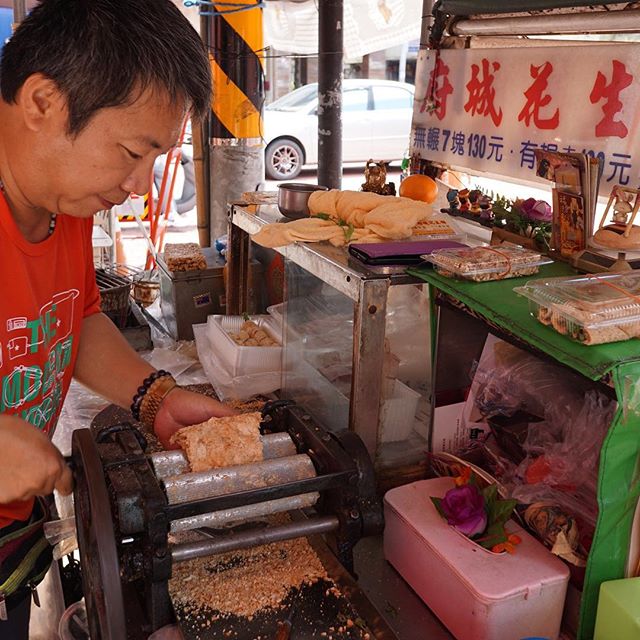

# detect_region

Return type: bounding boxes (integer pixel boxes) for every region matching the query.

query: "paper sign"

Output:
[411,44,640,196]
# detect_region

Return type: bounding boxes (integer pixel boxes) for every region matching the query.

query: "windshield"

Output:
[266,84,318,111]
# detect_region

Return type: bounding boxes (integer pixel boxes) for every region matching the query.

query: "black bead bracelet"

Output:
[130,369,171,421]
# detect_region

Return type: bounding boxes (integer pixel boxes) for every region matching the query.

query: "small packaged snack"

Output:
[515,272,640,345]
[424,244,551,282]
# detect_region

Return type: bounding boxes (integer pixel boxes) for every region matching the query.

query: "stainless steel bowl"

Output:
[277,183,329,219]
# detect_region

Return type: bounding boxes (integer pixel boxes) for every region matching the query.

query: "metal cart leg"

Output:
[226,205,251,315]
[350,278,389,458]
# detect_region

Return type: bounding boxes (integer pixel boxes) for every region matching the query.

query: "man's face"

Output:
[24,86,186,218]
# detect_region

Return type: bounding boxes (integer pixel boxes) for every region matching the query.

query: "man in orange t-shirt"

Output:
[0,202,101,527]
[0,1,236,636]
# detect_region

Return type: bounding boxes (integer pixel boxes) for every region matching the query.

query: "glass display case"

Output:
[228,203,432,475]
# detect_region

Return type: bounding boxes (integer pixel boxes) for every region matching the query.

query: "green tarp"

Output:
[407,262,640,381]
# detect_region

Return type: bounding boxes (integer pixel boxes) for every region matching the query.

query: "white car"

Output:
[264,79,415,180]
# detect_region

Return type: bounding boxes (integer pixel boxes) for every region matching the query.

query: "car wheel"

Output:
[174,154,196,214]
[153,151,196,214]
[265,139,303,180]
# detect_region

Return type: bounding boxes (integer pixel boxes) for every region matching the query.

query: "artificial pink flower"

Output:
[440,484,487,537]
[521,198,552,222]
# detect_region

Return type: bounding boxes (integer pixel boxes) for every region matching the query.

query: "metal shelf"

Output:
[229,204,418,302]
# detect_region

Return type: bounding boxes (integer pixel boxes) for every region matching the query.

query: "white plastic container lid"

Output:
[515,272,640,328]
[424,245,552,279]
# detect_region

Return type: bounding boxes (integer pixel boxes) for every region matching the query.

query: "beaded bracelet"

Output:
[130,370,171,421]
[139,375,178,430]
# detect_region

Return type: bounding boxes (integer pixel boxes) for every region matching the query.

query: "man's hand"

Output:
[153,388,238,448]
[0,415,73,504]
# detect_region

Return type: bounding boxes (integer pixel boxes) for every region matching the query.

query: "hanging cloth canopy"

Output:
[263,0,421,58]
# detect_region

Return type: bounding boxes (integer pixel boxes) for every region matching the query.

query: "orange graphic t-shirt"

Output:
[0,193,101,527]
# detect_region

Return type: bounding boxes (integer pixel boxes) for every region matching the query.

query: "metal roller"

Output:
[171,516,339,562]
[169,492,319,533]
[150,432,297,478]
[163,454,316,504]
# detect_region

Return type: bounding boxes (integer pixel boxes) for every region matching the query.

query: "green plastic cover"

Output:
[407,262,640,381]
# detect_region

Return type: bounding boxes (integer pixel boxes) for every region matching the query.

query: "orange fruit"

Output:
[399,174,438,203]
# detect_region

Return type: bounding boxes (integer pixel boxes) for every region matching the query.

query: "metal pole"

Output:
[12,0,26,25]
[195,11,212,248]
[169,492,319,532]
[420,0,435,49]
[398,42,408,83]
[171,516,339,562]
[163,455,316,504]
[317,0,343,190]
[207,1,265,243]
[452,9,640,37]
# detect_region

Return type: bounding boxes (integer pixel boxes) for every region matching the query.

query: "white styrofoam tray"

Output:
[206,315,282,376]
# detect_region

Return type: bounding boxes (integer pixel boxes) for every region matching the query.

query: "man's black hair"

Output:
[0,0,212,134]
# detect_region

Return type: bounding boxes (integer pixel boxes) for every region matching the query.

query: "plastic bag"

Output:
[506,390,613,568]
[52,342,210,456]
[385,285,431,390]
[144,343,210,386]
[53,381,111,457]
[472,339,592,421]
[458,338,616,570]
[514,390,614,491]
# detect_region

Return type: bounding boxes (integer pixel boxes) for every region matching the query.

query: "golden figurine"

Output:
[593,185,640,251]
[361,159,396,196]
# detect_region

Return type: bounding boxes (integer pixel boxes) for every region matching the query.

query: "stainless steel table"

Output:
[354,536,453,640]
[227,203,423,457]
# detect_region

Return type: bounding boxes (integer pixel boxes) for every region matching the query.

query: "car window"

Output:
[343,89,370,112]
[372,86,413,110]
[267,84,317,111]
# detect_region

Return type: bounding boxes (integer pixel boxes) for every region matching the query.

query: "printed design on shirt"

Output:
[1,289,78,432]
[7,317,27,331]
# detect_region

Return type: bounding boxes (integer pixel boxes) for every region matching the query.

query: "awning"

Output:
[263,0,421,58]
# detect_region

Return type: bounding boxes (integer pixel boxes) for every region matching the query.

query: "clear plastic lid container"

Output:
[412,216,463,240]
[423,245,552,282]
[515,273,640,345]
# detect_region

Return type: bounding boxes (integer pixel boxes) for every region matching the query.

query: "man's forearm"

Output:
[74,312,156,408]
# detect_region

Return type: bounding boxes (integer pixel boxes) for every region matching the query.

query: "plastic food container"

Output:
[206,314,282,376]
[266,302,286,328]
[384,478,569,640]
[58,599,88,640]
[424,245,552,282]
[594,577,640,640]
[515,273,640,345]
[380,379,421,443]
